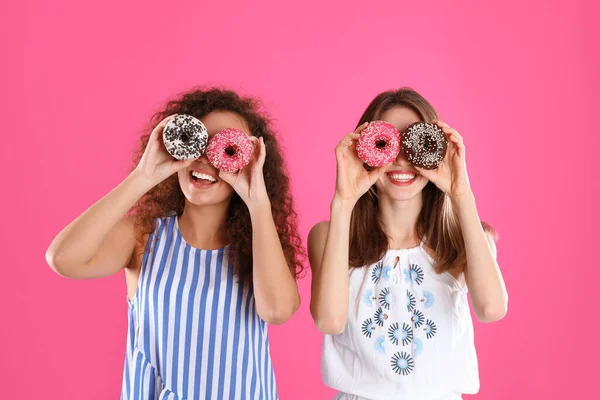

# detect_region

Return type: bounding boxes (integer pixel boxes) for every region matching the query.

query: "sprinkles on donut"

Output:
[356,120,401,167]
[206,128,254,172]
[401,122,448,169]
[162,114,209,160]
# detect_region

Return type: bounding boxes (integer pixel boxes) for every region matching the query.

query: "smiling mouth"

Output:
[190,171,217,184]
[387,173,417,183]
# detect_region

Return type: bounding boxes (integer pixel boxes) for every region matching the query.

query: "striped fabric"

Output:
[121,215,278,399]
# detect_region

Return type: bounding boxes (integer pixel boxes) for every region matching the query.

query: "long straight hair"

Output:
[349,88,495,272]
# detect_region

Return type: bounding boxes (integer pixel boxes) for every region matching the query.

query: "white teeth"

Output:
[389,173,416,181]
[191,171,216,182]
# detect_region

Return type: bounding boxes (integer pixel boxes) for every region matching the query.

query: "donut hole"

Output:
[225,146,238,157]
[375,139,387,149]
[424,139,433,151]
[181,134,190,143]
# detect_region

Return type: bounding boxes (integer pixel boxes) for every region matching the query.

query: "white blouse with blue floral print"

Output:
[322,242,479,400]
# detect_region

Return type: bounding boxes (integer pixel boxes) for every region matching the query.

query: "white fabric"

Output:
[333,392,462,400]
[322,244,479,400]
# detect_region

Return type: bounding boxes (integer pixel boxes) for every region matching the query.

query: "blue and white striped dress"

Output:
[121,215,278,400]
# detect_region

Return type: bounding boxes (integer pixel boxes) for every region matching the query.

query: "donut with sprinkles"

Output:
[356,121,401,167]
[162,115,209,160]
[206,128,254,172]
[401,122,448,169]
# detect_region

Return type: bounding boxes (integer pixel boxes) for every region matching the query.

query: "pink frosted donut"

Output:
[206,128,254,172]
[356,121,400,167]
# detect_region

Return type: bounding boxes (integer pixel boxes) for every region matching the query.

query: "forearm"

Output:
[311,198,354,333]
[47,170,152,269]
[453,191,508,321]
[250,201,300,325]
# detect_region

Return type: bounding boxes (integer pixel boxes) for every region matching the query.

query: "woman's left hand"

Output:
[218,136,270,208]
[415,121,471,198]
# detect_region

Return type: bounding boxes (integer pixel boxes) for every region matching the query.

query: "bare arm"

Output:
[309,124,389,334]
[308,201,354,334]
[250,202,300,325]
[46,172,149,279]
[219,136,300,325]
[46,114,192,279]
[416,120,508,323]
[454,192,508,322]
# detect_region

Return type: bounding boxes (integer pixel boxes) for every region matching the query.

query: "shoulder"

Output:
[307,221,329,266]
[484,229,498,258]
[481,220,499,256]
[481,221,499,244]
[308,221,330,245]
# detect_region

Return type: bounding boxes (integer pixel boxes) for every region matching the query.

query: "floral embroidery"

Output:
[424,319,437,339]
[411,309,424,328]
[361,318,376,338]
[371,261,383,283]
[421,290,435,309]
[406,290,416,312]
[404,264,424,285]
[375,336,386,354]
[391,352,414,375]
[363,288,376,307]
[379,287,392,310]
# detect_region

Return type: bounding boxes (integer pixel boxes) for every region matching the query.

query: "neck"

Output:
[378,192,423,249]
[178,200,229,250]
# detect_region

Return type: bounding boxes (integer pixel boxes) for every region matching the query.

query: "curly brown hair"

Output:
[132,88,306,282]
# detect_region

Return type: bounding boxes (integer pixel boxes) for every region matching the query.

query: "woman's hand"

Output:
[134,114,194,187]
[416,120,471,198]
[219,136,270,209]
[334,122,391,204]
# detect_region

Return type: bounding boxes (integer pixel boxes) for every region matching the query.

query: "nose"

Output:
[193,154,210,164]
[393,150,410,165]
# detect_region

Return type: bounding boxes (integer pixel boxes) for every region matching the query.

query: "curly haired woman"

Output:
[46,88,304,400]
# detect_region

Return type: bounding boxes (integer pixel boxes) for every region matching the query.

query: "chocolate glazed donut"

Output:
[162,115,209,160]
[401,122,448,169]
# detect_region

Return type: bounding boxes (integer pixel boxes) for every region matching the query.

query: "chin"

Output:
[386,190,422,202]
[183,192,233,207]
[178,177,234,208]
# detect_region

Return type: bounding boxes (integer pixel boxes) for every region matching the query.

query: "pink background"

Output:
[2,0,598,398]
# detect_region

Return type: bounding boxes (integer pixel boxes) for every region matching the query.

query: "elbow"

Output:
[46,246,65,276]
[259,299,300,325]
[314,318,346,335]
[262,309,294,325]
[45,247,76,278]
[310,306,346,335]
[476,302,508,323]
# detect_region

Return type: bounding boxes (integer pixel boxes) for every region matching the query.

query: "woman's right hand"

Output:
[134,114,194,187]
[333,122,390,204]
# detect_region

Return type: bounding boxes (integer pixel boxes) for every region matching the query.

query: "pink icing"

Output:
[206,128,254,172]
[356,121,400,167]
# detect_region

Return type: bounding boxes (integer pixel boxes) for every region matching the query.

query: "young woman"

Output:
[46,88,304,399]
[309,88,508,400]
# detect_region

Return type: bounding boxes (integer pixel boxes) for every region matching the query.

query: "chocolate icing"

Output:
[401,123,447,169]
[162,115,209,160]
